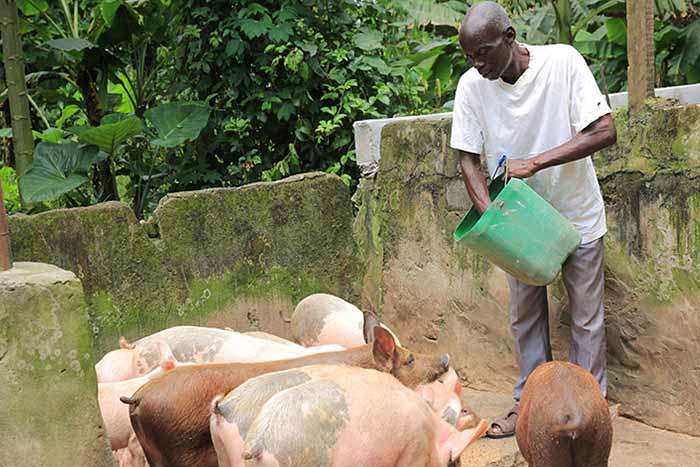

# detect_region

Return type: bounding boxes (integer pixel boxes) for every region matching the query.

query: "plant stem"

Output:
[59,0,76,37]
[26,93,50,129]
[25,0,67,37]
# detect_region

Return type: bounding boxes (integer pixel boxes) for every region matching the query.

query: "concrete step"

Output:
[459,388,700,467]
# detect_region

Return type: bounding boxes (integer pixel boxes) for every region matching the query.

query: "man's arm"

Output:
[506,114,617,178]
[459,150,491,215]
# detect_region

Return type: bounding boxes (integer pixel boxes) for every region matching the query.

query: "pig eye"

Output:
[405,355,415,367]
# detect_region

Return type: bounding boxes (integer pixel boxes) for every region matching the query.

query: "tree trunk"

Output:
[0,72,12,167]
[0,0,34,187]
[626,0,655,114]
[552,0,573,44]
[0,176,12,271]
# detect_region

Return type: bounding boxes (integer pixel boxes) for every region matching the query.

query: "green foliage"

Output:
[0,166,21,213]
[165,0,436,188]
[70,115,143,155]
[145,102,211,148]
[8,0,700,217]
[19,142,104,203]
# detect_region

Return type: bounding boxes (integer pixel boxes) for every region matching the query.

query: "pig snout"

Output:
[440,354,450,371]
[391,347,453,389]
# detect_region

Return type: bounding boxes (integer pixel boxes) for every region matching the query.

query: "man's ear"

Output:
[363,311,382,344]
[504,26,516,44]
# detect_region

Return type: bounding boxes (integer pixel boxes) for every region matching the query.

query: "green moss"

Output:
[10,173,361,352]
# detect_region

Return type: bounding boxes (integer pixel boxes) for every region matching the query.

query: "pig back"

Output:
[243,368,440,467]
[516,362,612,467]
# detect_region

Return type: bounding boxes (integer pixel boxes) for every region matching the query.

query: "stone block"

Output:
[0,262,113,467]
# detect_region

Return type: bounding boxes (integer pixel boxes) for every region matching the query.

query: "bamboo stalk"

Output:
[0,0,35,186]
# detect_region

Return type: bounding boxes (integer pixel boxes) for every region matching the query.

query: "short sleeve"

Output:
[568,48,612,133]
[450,76,484,154]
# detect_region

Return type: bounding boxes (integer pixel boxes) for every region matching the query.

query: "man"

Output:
[450,2,617,438]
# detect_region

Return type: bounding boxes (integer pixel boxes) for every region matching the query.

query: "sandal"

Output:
[485,404,518,439]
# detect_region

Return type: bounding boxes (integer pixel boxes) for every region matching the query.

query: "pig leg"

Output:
[438,420,489,465]
[528,439,575,467]
[210,396,246,467]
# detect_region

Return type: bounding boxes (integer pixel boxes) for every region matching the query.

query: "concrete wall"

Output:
[8,172,359,353]
[352,101,700,436]
[0,263,114,467]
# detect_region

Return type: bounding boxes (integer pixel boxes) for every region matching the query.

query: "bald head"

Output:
[458,2,518,81]
[460,1,511,40]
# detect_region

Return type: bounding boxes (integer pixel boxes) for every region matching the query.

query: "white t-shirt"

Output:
[450,43,611,244]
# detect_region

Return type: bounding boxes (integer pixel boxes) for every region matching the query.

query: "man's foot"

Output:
[485,404,518,439]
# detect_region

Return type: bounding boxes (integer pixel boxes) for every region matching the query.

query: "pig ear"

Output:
[155,340,175,362]
[440,419,488,463]
[372,325,396,364]
[363,312,382,343]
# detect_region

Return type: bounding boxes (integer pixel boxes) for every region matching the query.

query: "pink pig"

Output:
[99,358,176,451]
[96,326,343,383]
[211,365,487,467]
[113,433,148,467]
[416,368,474,429]
[291,293,401,348]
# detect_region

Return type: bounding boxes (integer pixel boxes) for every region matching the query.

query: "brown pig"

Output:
[239,366,488,467]
[291,293,401,347]
[516,361,614,467]
[122,326,450,467]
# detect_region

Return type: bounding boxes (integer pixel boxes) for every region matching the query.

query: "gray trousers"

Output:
[507,237,607,402]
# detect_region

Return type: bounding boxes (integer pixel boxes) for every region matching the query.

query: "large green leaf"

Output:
[353,30,384,51]
[398,0,463,28]
[679,21,700,72]
[605,18,626,47]
[145,102,211,148]
[70,116,143,155]
[45,38,97,52]
[19,142,104,203]
[102,0,123,26]
[16,0,48,16]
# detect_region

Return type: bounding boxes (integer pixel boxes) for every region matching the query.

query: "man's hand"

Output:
[506,158,538,179]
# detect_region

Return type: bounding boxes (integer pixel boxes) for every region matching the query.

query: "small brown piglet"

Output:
[516,361,614,467]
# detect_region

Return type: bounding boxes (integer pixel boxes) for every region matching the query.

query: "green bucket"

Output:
[453,176,581,286]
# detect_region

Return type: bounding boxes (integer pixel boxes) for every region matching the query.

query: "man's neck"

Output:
[500,43,530,85]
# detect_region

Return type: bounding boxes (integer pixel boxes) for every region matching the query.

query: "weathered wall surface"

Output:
[0,263,114,467]
[8,172,358,352]
[353,102,700,436]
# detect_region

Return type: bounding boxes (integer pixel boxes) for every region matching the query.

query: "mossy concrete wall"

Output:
[0,262,114,467]
[353,102,700,436]
[8,172,358,353]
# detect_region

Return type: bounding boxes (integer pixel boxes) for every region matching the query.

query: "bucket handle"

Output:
[491,154,508,182]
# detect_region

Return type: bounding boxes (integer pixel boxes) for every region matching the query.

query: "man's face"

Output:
[459,25,514,81]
